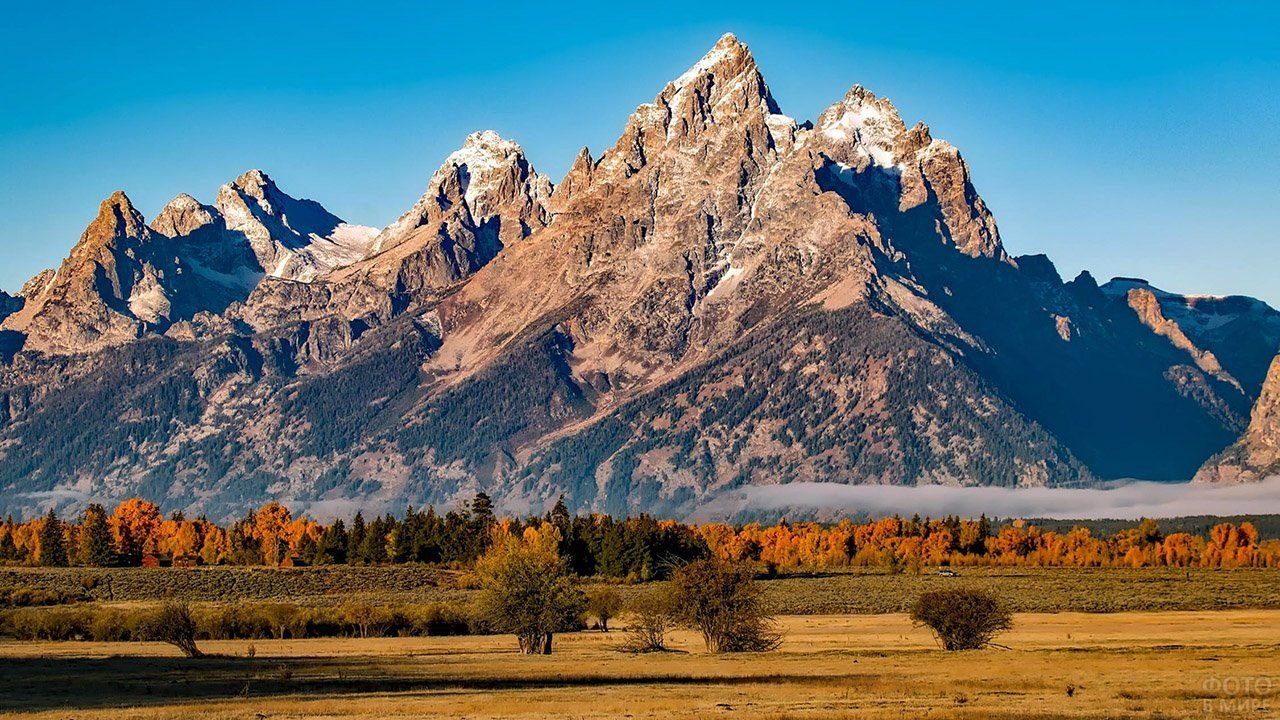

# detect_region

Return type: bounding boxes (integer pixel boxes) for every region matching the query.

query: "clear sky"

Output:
[2,2,1277,303]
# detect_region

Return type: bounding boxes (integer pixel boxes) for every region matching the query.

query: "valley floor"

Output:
[2,611,1277,719]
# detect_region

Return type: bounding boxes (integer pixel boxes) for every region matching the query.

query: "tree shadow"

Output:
[0,653,880,713]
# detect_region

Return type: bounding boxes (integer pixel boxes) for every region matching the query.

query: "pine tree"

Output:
[348,513,367,564]
[295,531,319,565]
[316,519,348,564]
[78,504,115,567]
[0,530,17,562]
[39,509,69,567]
[472,492,496,527]
[550,495,571,530]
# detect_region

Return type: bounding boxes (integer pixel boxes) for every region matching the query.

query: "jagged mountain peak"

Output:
[581,33,784,198]
[453,129,523,158]
[18,268,56,299]
[230,168,277,196]
[816,84,907,169]
[369,130,549,256]
[659,32,780,119]
[152,192,219,238]
[441,130,544,216]
[211,169,371,282]
[668,32,764,90]
[85,190,150,245]
[77,189,154,263]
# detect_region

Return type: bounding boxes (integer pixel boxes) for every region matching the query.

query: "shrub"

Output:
[586,587,623,632]
[259,602,303,639]
[0,600,479,643]
[619,590,674,653]
[201,604,272,640]
[4,586,77,608]
[0,607,91,640]
[143,601,203,657]
[88,608,142,642]
[911,588,1013,651]
[406,602,472,636]
[338,602,384,639]
[473,536,586,654]
[668,559,781,653]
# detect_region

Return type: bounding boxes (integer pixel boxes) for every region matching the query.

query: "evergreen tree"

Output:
[38,509,68,567]
[295,531,319,565]
[316,519,348,564]
[348,512,367,564]
[472,492,495,528]
[550,495,571,530]
[359,515,392,564]
[468,492,496,559]
[0,529,18,562]
[78,504,116,567]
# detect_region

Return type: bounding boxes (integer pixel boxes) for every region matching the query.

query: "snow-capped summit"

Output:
[213,169,378,282]
[370,130,550,257]
[816,85,907,170]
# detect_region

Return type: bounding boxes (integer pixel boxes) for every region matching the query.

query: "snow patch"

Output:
[444,131,523,211]
[672,40,737,88]
[820,100,902,168]
[128,278,171,322]
[705,265,745,300]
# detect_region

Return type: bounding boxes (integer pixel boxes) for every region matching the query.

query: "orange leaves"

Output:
[108,498,162,558]
[2,501,1278,571]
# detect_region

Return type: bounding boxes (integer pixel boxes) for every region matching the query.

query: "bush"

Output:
[473,536,586,654]
[0,606,91,640]
[143,601,203,657]
[88,608,144,642]
[586,587,623,632]
[668,559,781,653]
[4,587,76,608]
[619,590,674,653]
[911,588,1013,650]
[406,602,473,636]
[0,600,478,643]
[202,604,271,640]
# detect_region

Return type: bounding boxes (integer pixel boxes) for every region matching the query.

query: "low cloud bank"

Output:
[694,477,1280,522]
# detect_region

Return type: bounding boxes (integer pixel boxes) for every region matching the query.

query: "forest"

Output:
[4,494,1277,574]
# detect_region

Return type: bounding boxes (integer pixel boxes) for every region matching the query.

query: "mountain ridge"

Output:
[0,33,1274,519]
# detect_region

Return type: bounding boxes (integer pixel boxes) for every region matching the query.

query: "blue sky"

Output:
[2,2,1277,303]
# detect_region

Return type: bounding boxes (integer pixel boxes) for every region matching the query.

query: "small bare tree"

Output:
[144,600,203,658]
[619,591,675,653]
[911,588,1013,650]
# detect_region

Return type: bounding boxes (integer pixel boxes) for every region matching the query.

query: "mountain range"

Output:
[1,34,1277,519]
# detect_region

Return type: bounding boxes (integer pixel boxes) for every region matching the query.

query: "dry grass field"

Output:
[1,611,1277,720]
[6,566,1280,613]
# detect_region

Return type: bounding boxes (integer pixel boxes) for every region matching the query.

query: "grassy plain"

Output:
[5,566,1280,613]
[1,611,1277,719]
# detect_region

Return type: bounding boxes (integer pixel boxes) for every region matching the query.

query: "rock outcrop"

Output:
[3,192,175,353]
[1197,355,1280,483]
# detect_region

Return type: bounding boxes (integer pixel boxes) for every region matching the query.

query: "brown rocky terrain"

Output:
[0,34,1273,518]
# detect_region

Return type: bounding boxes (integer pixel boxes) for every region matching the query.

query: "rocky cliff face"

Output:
[3,192,177,353]
[1197,355,1280,483]
[1101,277,1280,396]
[0,34,1272,518]
[1,173,378,354]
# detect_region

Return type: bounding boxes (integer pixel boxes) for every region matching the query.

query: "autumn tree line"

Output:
[4,494,1278,573]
